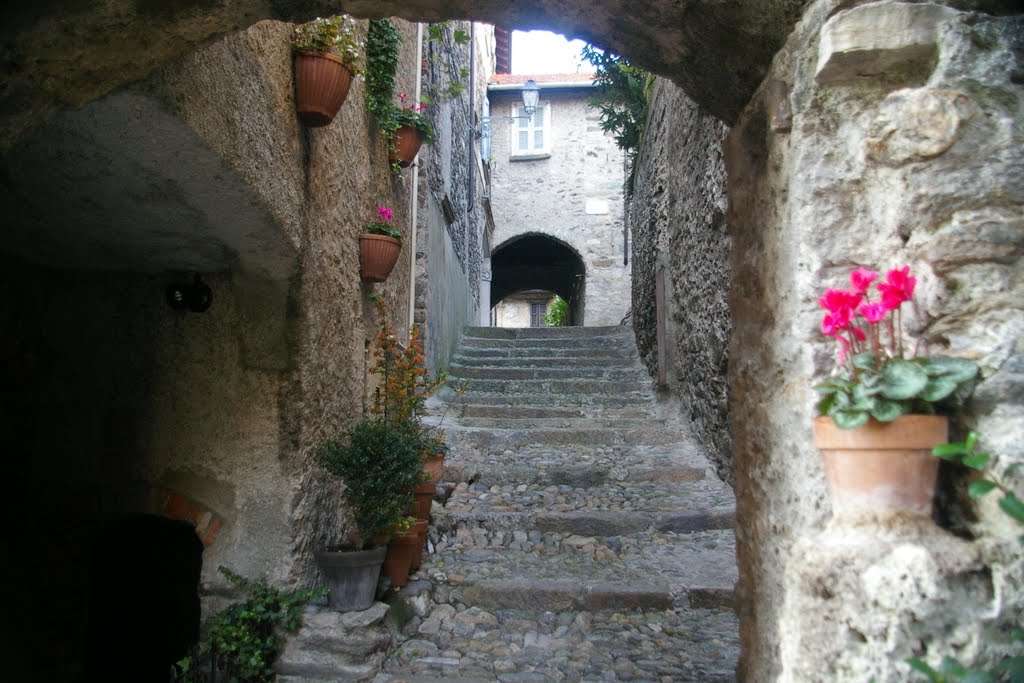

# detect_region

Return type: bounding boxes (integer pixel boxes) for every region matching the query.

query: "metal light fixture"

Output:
[478,79,544,139]
[520,79,539,117]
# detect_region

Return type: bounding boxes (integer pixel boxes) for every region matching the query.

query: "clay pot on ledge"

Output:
[412,481,436,521]
[410,519,429,571]
[422,453,444,485]
[389,125,425,168]
[293,51,355,127]
[812,414,948,524]
[358,234,402,282]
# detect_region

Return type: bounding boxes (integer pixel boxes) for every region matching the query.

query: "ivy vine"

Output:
[365,18,401,141]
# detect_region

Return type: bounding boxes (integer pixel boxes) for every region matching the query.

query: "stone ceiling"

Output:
[0,0,814,155]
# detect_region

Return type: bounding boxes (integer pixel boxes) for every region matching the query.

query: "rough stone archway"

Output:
[0,0,808,152]
[491,233,586,325]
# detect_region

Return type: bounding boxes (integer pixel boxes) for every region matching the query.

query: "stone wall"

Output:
[489,87,629,326]
[726,3,1024,680]
[2,18,427,678]
[629,78,732,482]
[416,21,488,373]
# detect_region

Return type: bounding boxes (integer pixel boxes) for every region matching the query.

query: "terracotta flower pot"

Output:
[358,234,402,282]
[412,481,436,521]
[293,51,354,127]
[422,454,444,485]
[410,520,429,571]
[389,125,424,168]
[383,530,420,589]
[813,415,948,523]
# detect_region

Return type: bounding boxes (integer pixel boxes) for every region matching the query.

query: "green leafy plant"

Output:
[365,18,401,132]
[814,266,978,429]
[580,44,651,195]
[544,295,569,327]
[292,16,362,73]
[317,419,422,548]
[426,22,471,102]
[363,206,402,240]
[172,566,324,683]
[906,432,1024,682]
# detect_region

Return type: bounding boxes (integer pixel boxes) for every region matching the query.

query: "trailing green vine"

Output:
[172,566,324,683]
[581,44,651,196]
[426,22,471,102]
[365,18,401,139]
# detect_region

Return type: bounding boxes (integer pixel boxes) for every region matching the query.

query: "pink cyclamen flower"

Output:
[376,206,393,222]
[858,302,887,324]
[819,289,862,318]
[849,267,879,295]
[877,266,916,311]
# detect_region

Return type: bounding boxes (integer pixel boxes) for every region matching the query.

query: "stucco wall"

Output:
[629,77,732,483]
[488,87,629,327]
[727,3,1024,680]
[4,19,429,676]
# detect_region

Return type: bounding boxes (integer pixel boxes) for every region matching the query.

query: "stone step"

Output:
[441,460,710,487]
[462,326,629,340]
[380,604,738,682]
[449,377,653,396]
[429,392,654,411]
[434,508,736,537]
[437,424,683,448]
[424,529,736,611]
[275,602,393,682]
[439,404,652,420]
[438,474,734,516]
[455,347,638,361]
[457,336,635,351]
[435,439,713,471]
[447,364,647,382]
[425,416,664,431]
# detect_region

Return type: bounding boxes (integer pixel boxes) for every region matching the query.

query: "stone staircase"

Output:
[375,326,740,682]
[278,326,740,681]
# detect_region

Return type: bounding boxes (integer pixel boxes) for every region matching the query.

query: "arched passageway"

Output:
[491,233,585,325]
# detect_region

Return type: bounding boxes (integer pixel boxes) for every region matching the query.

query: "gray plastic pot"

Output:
[317,545,386,611]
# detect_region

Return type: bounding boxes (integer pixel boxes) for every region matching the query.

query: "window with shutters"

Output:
[529,301,548,327]
[510,102,551,158]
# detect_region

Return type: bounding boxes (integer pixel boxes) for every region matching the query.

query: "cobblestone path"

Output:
[377,326,740,682]
[278,326,740,682]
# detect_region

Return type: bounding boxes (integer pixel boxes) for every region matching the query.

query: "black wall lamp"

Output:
[166,275,213,313]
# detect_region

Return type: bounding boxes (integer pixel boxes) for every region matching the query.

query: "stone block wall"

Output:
[488,88,629,326]
[726,2,1024,680]
[628,78,732,482]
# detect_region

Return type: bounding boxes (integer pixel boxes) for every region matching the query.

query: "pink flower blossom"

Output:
[818,288,862,321]
[877,266,916,311]
[858,302,887,324]
[376,206,393,222]
[850,267,878,295]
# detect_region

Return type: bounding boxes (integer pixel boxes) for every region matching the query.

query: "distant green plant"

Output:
[172,566,324,683]
[544,296,569,327]
[292,16,362,74]
[907,432,1024,682]
[580,44,651,195]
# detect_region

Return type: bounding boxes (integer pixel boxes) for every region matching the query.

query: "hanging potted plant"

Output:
[316,418,422,611]
[813,266,978,523]
[359,206,402,282]
[388,93,435,169]
[292,16,363,127]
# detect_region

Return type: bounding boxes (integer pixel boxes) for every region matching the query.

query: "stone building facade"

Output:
[485,74,630,327]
